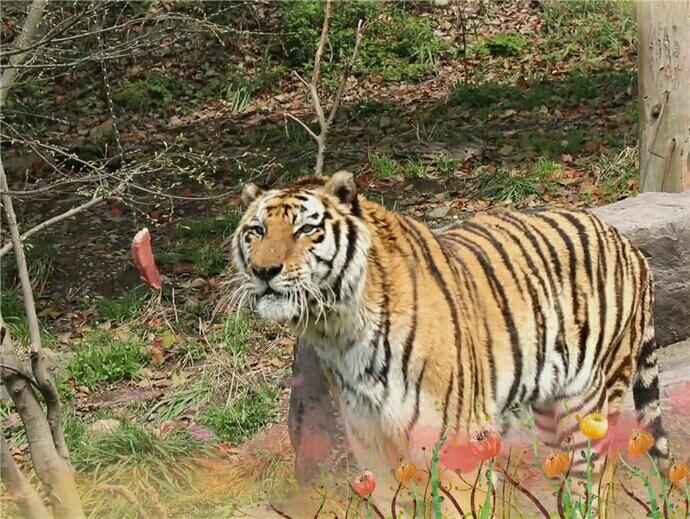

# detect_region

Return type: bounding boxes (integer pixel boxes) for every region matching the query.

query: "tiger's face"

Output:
[231,171,370,325]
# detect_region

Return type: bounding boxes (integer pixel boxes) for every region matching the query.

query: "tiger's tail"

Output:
[632,279,669,468]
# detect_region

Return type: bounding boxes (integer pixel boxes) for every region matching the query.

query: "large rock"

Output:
[591,191,690,347]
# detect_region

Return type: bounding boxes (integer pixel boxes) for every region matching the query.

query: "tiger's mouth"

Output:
[259,286,282,298]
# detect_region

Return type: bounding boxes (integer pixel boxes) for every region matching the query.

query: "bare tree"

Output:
[286,0,365,176]
[637,0,690,192]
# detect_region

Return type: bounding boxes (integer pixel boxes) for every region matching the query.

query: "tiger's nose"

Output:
[251,264,283,282]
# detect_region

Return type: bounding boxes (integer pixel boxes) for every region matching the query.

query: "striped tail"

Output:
[632,285,669,469]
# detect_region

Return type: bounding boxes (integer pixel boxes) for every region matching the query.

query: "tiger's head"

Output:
[230,171,371,325]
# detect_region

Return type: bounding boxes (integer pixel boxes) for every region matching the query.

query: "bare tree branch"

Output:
[286,8,365,176]
[0,0,48,108]
[327,19,365,127]
[311,0,332,86]
[0,431,51,519]
[1,158,71,460]
[285,113,319,142]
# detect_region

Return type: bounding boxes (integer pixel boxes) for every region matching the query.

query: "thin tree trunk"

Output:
[0,325,85,519]
[0,432,51,519]
[637,1,690,192]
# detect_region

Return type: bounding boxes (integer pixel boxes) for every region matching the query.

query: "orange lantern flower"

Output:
[627,430,655,459]
[394,461,417,484]
[470,428,501,461]
[669,461,690,485]
[352,470,376,497]
[542,451,571,478]
[579,412,609,441]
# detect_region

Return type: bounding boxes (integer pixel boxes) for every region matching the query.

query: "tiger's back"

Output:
[435,209,665,458]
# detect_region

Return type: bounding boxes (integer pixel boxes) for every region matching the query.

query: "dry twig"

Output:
[286,0,365,175]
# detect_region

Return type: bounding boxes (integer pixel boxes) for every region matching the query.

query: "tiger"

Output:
[230,171,669,512]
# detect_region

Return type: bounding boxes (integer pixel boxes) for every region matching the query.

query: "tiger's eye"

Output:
[296,224,316,236]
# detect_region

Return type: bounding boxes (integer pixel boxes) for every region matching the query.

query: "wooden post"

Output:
[637,1,690,192]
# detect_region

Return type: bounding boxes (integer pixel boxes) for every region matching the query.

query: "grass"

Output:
[594,146,638,197]
[97,290,147,323]
[201,386,279,444]
[157,243,227,278]
[0,291,57,348]
[148,382,214,422]
[0,242,56,296]
[369,153,403,181]
[540,0,636,64]
[213,315,252,357]
[175,214,239,239]
[64,414,201,471]
[113,73,193,112]
[449,71,635,113]
[474,33,528,57]
[281,1,450,82]
[474,167,543,203]
[68,330,148,389]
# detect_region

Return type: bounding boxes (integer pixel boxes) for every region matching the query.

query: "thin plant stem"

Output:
[619,481,652,515]
[391,482,401,519]
[501,468,550,518]
[440,484,465,517]
[471,460,484,519]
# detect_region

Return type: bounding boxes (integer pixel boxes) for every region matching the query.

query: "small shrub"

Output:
[201,386,279,444]
[281,1,449,82]
[69,330,147,389]
[369,153,402,180]
[474,167,542,203]
[113,74,190,111]
[484,33,528,56]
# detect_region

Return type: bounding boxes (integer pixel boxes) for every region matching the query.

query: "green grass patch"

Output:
[540,0,636,65]
[113,73,194,112]
[0,291,57,348]
[69,330,148,389]
[97,290,147,323]
[147,382,214,422]
[594,146,638,196]
[1,242,56,295]
[157,243,227,278]
[369,153,404,181]
[64,415,199,470]
[175,214,239,239]
[281,1,450,83]
[201,386,279,444]
[213,315,252,357]
[477,32,528,57]
[474,167,543,203]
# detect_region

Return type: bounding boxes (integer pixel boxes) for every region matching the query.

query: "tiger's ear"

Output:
[324,170,357,206]
[241,183,263,207]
